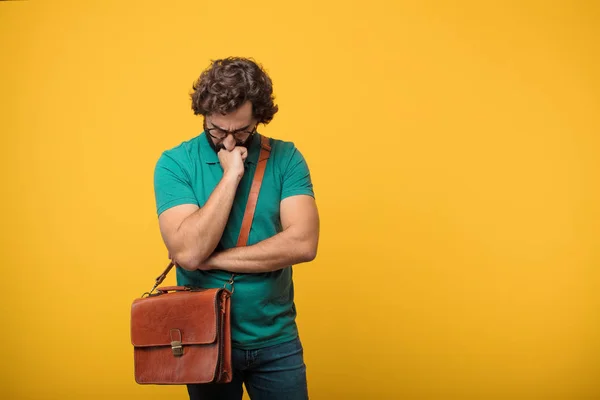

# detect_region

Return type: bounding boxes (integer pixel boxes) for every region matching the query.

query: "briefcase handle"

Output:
[143,135,272,297]
[154,285,191,293]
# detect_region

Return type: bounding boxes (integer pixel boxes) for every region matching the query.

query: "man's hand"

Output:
[218,146,248,179]
[196,257,215,271]
[169,251,214,270]
[189,254,215,271]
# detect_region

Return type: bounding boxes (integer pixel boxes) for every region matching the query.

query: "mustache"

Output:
[217,136,253,151]
[215,143,227,151]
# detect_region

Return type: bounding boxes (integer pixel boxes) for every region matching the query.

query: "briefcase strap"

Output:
[226,135,271,293]
[144,135,271,296]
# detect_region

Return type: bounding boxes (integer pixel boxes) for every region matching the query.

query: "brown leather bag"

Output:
[131,135,271,385]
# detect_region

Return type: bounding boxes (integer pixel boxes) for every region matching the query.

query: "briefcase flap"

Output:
[131,288,224,347]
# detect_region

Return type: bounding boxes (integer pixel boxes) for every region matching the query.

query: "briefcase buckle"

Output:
[171,341,183,357]
[170,328,183,357]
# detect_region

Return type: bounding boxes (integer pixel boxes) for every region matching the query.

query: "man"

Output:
[153,57,320,400]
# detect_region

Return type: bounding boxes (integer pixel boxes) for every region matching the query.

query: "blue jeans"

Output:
[187,337,308,400]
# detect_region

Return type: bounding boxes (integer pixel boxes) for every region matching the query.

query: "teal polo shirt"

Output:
[153,132,314,350]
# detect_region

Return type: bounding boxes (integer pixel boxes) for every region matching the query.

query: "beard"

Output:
[204,122,255,153]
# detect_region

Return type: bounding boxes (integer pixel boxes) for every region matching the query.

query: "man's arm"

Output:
[158,147,247,270]
[202,194,320,273]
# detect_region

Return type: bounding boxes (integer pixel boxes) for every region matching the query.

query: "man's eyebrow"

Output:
[210,122,251,132]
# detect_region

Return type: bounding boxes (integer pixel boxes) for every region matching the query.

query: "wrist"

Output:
[223,169,243,183]
[204,253,220,270]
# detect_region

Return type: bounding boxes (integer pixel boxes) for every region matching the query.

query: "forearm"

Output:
[173,173,240,269]
[206,226,318,273]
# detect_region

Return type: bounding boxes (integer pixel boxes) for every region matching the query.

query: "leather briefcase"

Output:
[131,135,271,385]
[131,283,232,384]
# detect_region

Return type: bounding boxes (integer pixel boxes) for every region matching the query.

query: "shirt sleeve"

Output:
[280,145,315,201]
[154,152,199,216]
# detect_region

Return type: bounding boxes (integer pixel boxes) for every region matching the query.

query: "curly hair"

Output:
[190,57,279,124]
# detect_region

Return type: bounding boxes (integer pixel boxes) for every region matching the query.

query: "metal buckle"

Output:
[223,274,235,294]
[170,328,183,357]
[171,341,183,357]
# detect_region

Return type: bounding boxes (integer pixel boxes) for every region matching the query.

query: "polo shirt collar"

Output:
[199,131,262,166]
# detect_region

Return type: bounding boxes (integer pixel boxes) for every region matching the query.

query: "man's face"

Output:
[204,101,257,152]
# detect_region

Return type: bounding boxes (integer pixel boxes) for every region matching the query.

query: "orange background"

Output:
[1,1,599,399]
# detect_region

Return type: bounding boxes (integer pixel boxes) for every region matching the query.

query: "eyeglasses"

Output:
[204,120,257,142]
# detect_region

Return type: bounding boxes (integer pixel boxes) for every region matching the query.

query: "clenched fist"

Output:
[218,146,248,180]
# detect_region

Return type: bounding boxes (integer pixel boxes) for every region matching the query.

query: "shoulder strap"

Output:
[146,135,272,295]
[237,135,271,246]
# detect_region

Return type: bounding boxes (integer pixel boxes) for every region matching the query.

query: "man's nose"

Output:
[222,135,236,151]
